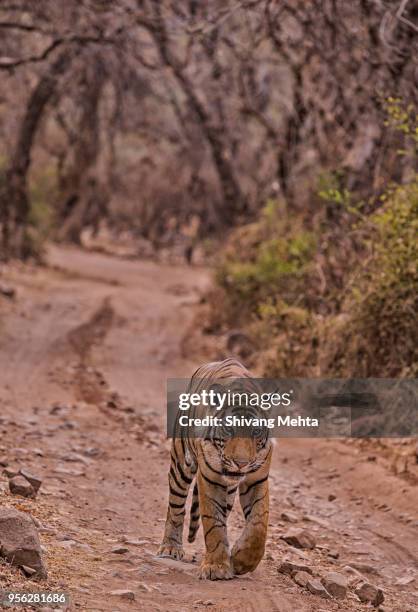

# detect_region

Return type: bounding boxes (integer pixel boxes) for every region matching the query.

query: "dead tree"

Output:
[56,53,108,243]
[139,1,251,225]
[0,47,74,258]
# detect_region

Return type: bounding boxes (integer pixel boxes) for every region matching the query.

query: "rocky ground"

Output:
[0,245,417,612]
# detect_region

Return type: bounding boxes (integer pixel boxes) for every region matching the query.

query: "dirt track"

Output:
[0,246,417,612]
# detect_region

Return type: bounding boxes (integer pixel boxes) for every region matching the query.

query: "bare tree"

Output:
[0,47,75,257]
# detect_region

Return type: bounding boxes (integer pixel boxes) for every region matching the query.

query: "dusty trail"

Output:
[0,246,416,612]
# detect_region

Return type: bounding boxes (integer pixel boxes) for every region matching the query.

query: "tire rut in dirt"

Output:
[68,296,114,362]
[67,296,115,405]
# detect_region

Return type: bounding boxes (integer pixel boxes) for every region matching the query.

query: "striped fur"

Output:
[158,358,273,580]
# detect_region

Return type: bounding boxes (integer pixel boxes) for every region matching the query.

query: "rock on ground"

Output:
[278,560,313,576]
[3,467,19,478]
[19,468,42,492]
[293,571,311,587]
[347,561,380,576]
[321,572,348,599]
[0,507,47,578]
[280,511,299,523]
[395,575,415,586]
[0,283,15,298]
[110,546,129,554]
[355,581,385,606]
[21,565,37,577]
[109,589,135,601]
[306,577,331,598]
[9,475,36,498]
[282,528,316,549]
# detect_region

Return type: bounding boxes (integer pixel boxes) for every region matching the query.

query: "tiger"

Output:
[158,358,273,580]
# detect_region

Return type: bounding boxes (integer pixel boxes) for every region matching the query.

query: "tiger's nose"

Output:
[234,458,249,468]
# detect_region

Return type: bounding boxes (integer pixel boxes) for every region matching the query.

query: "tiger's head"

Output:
[190,359,272,480]
[202,414,271,480]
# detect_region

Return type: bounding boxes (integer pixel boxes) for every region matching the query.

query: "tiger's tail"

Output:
[188,481,200,542]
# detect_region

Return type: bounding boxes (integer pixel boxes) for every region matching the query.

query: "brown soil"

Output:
[0,246,416,612]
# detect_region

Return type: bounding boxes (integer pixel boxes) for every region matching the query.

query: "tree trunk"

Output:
[56,55,107,243]
[0,47,74,259]
[148,6,249,225]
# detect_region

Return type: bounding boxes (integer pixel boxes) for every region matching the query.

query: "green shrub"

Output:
[333,178,418,376]
[215,200,316,320]
[210,177,417,378]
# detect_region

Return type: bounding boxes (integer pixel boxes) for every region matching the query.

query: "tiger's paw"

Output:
[198,560,233,580]
[157,543,184,560]
[231,543,263,575]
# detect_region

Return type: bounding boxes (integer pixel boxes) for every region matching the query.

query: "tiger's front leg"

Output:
[158,439,194,560]
[197,470,233,580]
[231,456,271,575]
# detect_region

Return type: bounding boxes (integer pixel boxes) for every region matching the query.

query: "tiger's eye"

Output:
[222,425,234,437]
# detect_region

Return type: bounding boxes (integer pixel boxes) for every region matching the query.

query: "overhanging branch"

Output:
[0,31,126,70]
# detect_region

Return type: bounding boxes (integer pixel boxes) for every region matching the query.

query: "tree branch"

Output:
[0,32,123,70]
[396,0,418,33]
[0,21,51,33]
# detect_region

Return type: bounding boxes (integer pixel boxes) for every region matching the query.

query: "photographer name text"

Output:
[178,414,319,428]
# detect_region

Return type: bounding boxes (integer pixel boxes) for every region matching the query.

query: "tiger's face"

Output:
[201,421,271,480]
[223,436,258,474]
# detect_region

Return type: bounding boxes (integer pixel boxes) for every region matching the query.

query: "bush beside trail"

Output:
[204,176,418,378]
